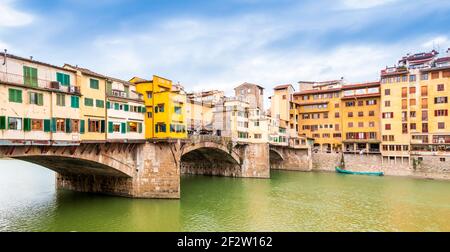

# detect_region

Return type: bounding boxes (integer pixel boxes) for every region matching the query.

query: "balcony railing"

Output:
[0,71,80,94]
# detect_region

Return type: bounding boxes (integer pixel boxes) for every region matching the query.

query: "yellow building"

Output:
[340,82,381,154]
[64,64,107,142]
[131,75,187,139]
[294,80,344,152]
[380,50,450,163]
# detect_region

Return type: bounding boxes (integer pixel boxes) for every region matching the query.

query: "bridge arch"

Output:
[2,144,136,178]
[180,142,242,177]
[269,148,284,169]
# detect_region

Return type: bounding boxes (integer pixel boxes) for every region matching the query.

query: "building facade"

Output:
[1,54,81,146]
[64,64,107,143]
[105,77,145,142]
[132,75,187,139]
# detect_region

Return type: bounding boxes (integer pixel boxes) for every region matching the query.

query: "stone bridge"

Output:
[0,136,311,199]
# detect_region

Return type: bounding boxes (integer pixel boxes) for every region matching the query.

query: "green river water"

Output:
[0,159,449,232]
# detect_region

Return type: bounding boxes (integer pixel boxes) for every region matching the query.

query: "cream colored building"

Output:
[106,77,145,142]
[0,54,81,145]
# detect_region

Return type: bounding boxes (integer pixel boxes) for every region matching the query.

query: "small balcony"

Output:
[0,71,80,94]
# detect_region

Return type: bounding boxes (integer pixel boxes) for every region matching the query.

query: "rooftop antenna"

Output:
[2,49,7,65]
[30,56,33,61]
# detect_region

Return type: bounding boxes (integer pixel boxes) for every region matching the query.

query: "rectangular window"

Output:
[358,112,364,117]
[146,91,153,99]
[434,97,448,104]
[56,94,65,106]
[421,86,428,96]
[402,87,407,98]
[84,98,94,107]
[174,106,182,114]
[128,122,138,133]
[8,88,23,103]
[8,117,22,130]
[409,75,416,82]
[410,99,416,106]
[422,110,428,121]
[421,98,428,109]
[56,72,70,86]
[72,120,79,133]
[434,110,448,117]
[29,92,44,106]
[31,119,43,131]
[438,122,445,129]
[358,122,364,128]
[421,73,429,80]
[402,123,408,134]
[71,96,80,108]
[88,120,103,133]
[0,116,6,130]
[56,119,65,132]
[431,72,440,79]
[437,84,445,91]
[402,99,407,109]
[385,124,391,130]
[90,79,99,89]
[385,89,390,95]
[335,112,340,118]
[385,101,391,107]
[348,112,353,117]
[410,123,416,130]
[369,111,375,116]
[23,66,38,87]
[96,99,104,108]
[422,123,428,133]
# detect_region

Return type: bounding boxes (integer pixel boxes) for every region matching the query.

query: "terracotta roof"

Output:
[3,53,76,73]
[435,57,450,64]
[64,64,107,79]
[341,93,381,100]
[341,82,380,90]
[273,84,294,90]
[235,82,265,90]
[293,87,341,96]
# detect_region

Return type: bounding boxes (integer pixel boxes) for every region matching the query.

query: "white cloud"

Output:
[0,0,34,27]
[339,0,399,10]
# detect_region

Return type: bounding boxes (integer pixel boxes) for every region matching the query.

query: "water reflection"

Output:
[0,159,449,232]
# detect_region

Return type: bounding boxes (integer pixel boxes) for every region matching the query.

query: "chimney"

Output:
[30,56,33,61]
[2,49,7,66]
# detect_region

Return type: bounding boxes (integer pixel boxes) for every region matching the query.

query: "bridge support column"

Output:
[132,142,180,199]
[240,143,270,178]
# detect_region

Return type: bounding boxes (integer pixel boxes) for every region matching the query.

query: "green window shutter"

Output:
[57,73,63,84]
[114,103,119,110]
[8,89,14,102]
[137,106,141,113]
[90,79,99,89]
[24,118,31,131]
[138,123,143,133]
[100,120,105,133]
[80,120,85,134]
[108,121,113,133]
[106,82,112,95]
[71,96,79,108]
[51,118,57,133]
[142,106,146,113]
[38,93,44,106]
[65,74,70,86]
[0,116,6,130]
[44,119,51,132]
[85,98,93,107]
[106,101,110,109]
[96,100,104,108]
[124,104,129,112]
[121,122,126,134]
[65,119,71,133]
[23,66,30,85]
[31,68,38,87]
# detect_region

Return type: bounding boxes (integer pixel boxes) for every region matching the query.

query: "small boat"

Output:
[335,167,384,176]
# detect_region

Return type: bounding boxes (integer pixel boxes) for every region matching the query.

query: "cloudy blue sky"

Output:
[1,0,450,96]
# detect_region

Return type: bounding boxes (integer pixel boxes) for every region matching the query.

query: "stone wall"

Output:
[412,155,450,180]
[132,143,180,199]
[240,143,270,178]
[312,152,342,172]
[56,173,134,197]
[270,147,312,171]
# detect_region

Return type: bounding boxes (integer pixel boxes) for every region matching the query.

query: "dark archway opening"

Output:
[180,147,241,177]
[269,149,284,169]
